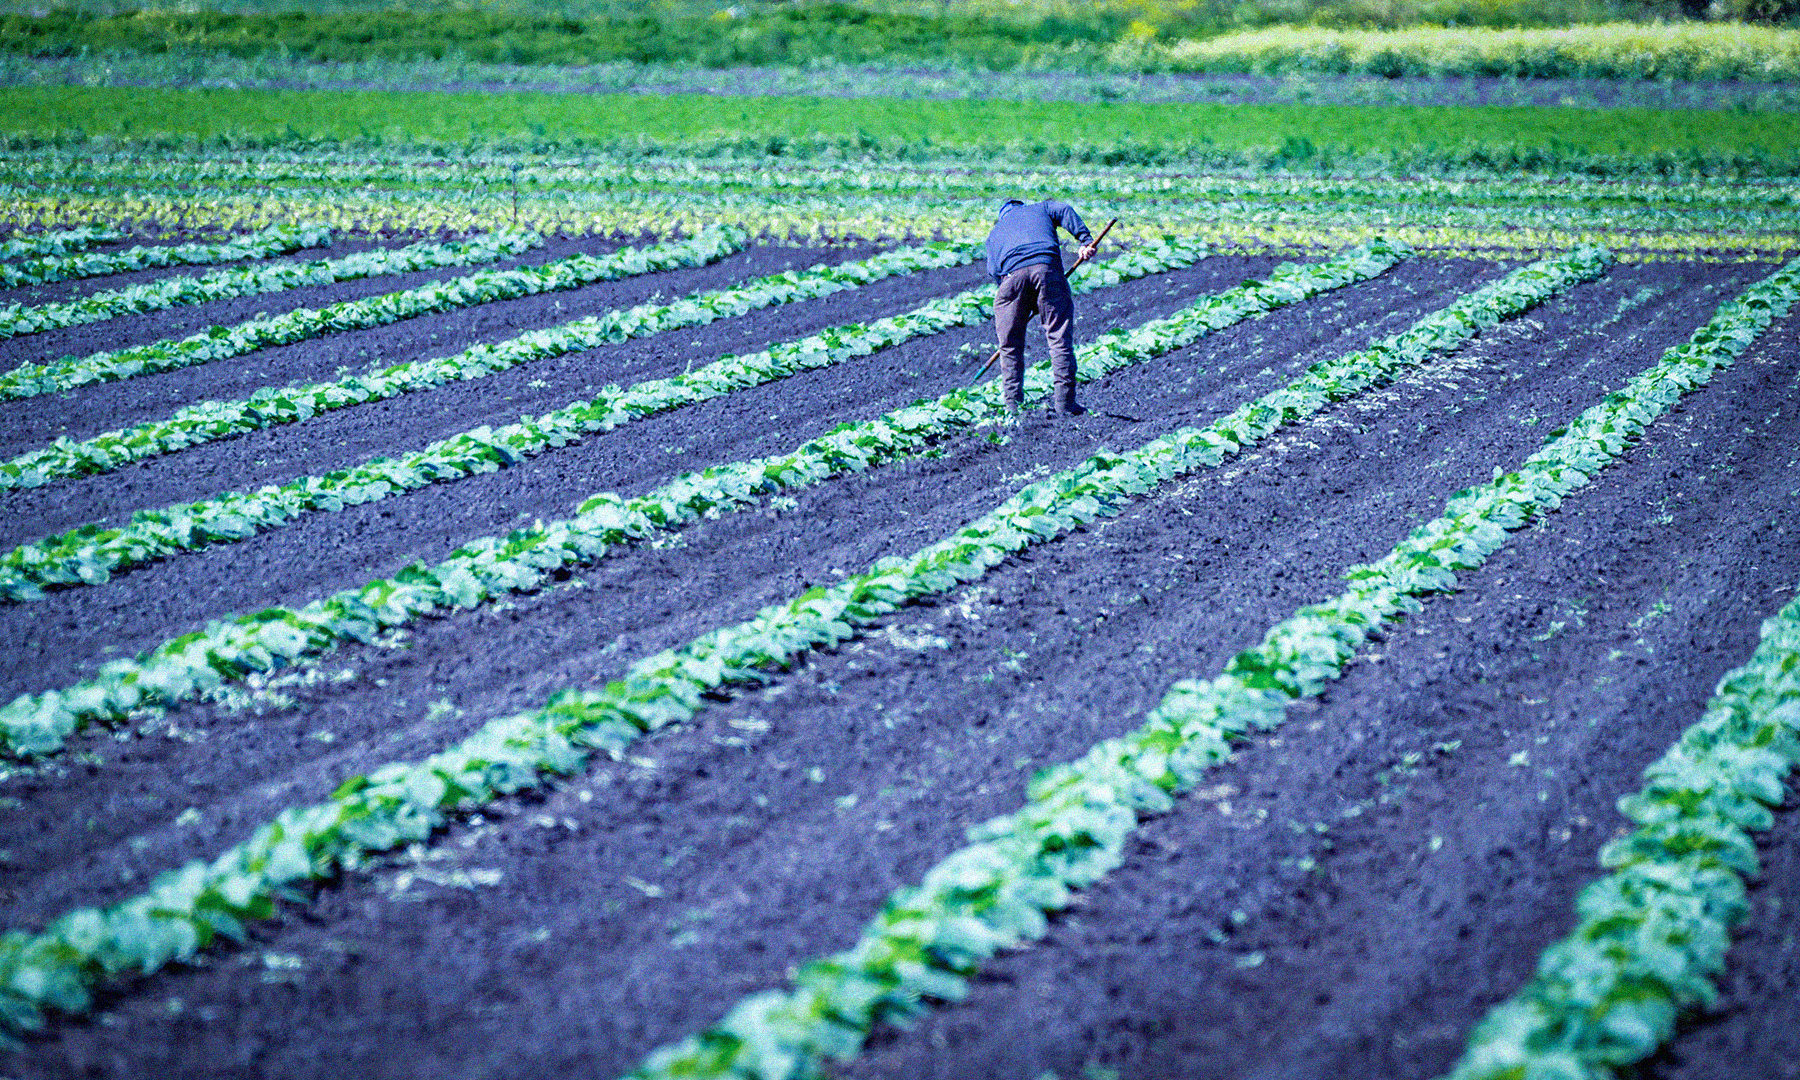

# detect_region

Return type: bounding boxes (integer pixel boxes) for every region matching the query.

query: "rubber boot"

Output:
[1051,383,1086,416]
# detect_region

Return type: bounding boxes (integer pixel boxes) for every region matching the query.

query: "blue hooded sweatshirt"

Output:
[985,198,1093,283]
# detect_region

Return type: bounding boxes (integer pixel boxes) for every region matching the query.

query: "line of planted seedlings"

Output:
[1446,597,1800,1078]
[0,238,1411,756]
[621,252,1800,1080]
[0,222,755,403]
[1447,568,1800,1057]
[0,223,327,290]
[0,226,120,263]
[0,228,538,340]
[25,165,1784,263]
[0,237,1211,599]
[17,152,1789,214]
[0,232,971,491]
[0,245,1625,1033]
[8,155,1781,244]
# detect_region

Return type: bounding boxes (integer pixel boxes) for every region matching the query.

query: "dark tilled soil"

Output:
[1,251,1795,1080]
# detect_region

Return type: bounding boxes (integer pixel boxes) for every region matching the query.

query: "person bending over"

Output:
[984,197,1096,416]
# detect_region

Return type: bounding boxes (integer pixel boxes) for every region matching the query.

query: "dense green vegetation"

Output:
[1140,22,1800,81]
[0,5,1092,70]
[0,0,1794,76]
[5,84,1796,176]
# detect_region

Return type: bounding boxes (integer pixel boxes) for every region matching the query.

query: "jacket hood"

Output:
[996,198,1024,216]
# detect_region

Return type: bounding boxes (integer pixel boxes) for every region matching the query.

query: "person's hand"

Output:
[1078,241,1098,263]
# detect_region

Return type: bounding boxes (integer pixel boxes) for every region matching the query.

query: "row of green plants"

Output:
[0,238,1208,600]
[0,221,324,290]
[17,148,1793,212]
[1450,617,1800,1076]
[0,241,1404,758]
[10,133,1798,186]
[0,241,1620,1036]
[15,164,1789,253]
[0,225,118,262]
[1443,256,1800,1080]
[0,228,540,340]
[0,226,746,402]
[6,148,1782,208]
[0,232,966,492]
[5,176,1782,264]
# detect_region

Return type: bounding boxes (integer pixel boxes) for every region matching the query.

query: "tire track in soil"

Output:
[0,255,1479,926]
[832,291,1800,1080]
[1,261,1772,1078]
[0,238,888,479]
[0,251,1305,698]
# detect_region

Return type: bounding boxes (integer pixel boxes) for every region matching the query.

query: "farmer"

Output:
[985,197,1097,416]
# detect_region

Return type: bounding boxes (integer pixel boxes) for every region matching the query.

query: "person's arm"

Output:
[1045,199,1093,255]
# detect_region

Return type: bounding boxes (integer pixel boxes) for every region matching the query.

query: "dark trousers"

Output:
[993,260,1078,410]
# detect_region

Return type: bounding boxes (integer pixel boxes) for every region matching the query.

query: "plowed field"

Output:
[0,236,1795,1080]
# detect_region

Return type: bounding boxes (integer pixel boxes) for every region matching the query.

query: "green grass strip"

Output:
[0,227,533,340]
[0,239,1601,1032]
[0,230,981,491]
[624,252,1800,1080]
[0,240,1403,759]
[0,237,1202,600]
[0,222,324,290]
[4,86,1797,169]
[0,225,120,263]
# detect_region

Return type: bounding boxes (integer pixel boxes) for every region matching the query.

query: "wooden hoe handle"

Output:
[1066,217,1118,274]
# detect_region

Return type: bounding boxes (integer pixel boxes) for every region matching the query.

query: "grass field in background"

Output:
[6,85,1797,165]
[2,4,1795,78]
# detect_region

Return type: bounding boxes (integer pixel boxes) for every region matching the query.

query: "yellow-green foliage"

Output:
[866,0,1650,34]
[1136,22,1800,80]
